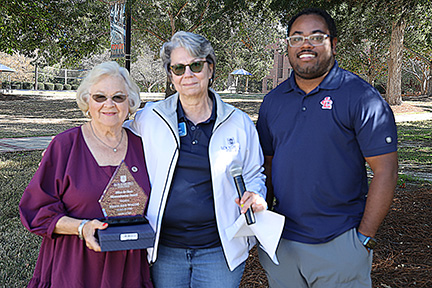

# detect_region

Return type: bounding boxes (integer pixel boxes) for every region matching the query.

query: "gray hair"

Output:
[160,31,216,85]
[76,61,141,116]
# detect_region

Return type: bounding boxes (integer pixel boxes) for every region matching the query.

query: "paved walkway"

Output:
[1,113,432,153]
[0,136,53,153]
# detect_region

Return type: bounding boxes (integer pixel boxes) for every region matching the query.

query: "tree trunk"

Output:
[385,19,406,105]
[428,62,432,96]
[34,64,39,90]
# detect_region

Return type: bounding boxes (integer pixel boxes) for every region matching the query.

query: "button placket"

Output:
[301,97,308,113]
[190,124,201,149]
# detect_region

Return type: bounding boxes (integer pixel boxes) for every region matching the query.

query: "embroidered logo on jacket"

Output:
[320,96,333,110]
[221,137,239,152]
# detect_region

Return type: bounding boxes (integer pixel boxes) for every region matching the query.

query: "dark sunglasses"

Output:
[170,61,207,76]
[91,94,128,103]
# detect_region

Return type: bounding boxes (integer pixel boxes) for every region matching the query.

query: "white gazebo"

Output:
[0,64,16,90]
[231,69,252,93]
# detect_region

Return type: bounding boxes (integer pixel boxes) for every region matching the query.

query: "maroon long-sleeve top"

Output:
[19,127,153,288]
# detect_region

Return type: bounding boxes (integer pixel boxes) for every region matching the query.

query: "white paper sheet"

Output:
[226,210,285,264]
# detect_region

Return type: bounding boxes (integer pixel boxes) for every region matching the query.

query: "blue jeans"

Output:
[150,244,246,288]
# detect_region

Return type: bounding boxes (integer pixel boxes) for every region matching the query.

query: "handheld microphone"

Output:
[230,166,256,225]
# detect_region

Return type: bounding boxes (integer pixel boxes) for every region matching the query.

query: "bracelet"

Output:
[78,220,90,240]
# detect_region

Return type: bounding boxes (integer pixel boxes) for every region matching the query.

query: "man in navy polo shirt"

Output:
[256,8,398,287]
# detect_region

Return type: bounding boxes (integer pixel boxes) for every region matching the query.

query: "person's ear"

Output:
[332,37,337,56]
[208,62,214,78]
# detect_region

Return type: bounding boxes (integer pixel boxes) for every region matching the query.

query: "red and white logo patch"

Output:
[320,96,333,110]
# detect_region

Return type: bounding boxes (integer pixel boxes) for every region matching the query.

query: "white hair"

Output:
[76,61,141,115]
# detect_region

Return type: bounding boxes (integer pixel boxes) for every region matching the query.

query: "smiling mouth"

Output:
[183,83,198,87]
[299,53,316,59]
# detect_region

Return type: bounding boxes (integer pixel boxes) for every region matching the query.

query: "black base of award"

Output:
[97,217,155,252]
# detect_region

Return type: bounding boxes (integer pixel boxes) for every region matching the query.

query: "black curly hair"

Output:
[287,8,337,42]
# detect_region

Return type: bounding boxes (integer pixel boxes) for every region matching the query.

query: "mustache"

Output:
[297,49,316,55]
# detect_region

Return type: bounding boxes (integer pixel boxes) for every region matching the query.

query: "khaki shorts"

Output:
[258,228,373,288]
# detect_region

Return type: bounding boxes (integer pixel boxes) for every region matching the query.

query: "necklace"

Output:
[89,121,124,152]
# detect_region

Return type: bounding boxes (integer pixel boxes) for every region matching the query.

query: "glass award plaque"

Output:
[97,161,155,252]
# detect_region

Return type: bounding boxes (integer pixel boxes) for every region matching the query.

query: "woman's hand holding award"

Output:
[97,161,155,251]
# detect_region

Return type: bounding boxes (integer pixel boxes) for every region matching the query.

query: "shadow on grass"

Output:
[0,151,42,287]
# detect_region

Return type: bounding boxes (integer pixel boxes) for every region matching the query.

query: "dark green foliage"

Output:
[11,81,21,89]
[0,0,110,66]
[22,82,33,90]
[44,83,54,90]
[37,83,45,90]
[1,81,10,89]
[54,83,63,91]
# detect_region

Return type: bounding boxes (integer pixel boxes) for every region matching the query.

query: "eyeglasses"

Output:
[287,34,330,47]
[170,61,207,76]
[91,94,128,103]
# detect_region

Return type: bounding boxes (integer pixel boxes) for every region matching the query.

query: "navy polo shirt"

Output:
[256,61,397,244]
[160,93,221,248]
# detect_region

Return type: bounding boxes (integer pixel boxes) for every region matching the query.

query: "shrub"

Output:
[44,83,54,90]
[2,81,11,89]
[63,84,72,90]
[54,83,63,91]
[22,82,33,90]
[37,83,45,90]
[11,81,21,89]
[71,84,79,90]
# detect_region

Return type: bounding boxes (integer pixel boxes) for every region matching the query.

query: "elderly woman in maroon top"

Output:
[19,61,153,288]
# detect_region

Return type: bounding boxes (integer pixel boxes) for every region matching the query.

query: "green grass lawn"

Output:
[0,151,42,287]
[398,120,432,166]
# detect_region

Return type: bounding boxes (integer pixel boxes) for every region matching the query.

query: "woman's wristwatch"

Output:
[78,220,90,240]
[357,231,377,250]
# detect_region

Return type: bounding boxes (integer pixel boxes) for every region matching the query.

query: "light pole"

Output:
[125,0,131,72]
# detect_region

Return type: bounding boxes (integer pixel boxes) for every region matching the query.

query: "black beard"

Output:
[291,54,335,80]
